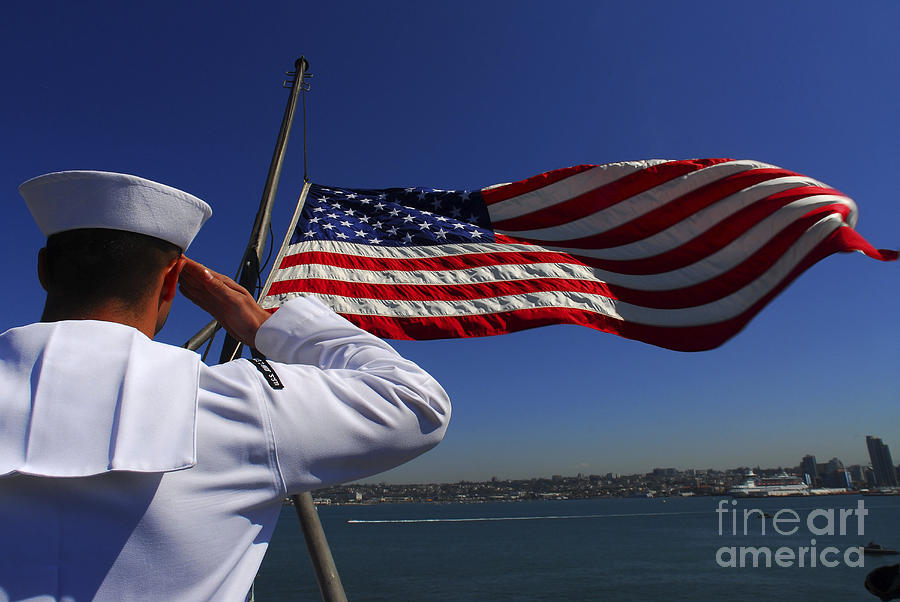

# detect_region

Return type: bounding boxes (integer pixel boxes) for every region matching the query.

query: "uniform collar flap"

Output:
[0,320,201,477]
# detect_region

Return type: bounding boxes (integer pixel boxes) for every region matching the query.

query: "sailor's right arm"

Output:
[249,296,451,492]
[181,257,450,491]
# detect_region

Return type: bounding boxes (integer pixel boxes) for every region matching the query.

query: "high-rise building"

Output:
[801,455,819,487]
[820,457,850,489]
[826,457,844,473]
[866,436,899,487]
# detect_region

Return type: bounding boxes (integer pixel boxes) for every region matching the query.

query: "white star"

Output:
[328,213,339,219]
[451,222,465,229]
[374,202,386,211]
[435,215,449,222]
[346,193,358,199]
[370,237,382,244]
[308,216,320,224]
[313,206,325,212]
[402,214,415,223]
[336,232,348,239]
[322,223,335,230]
[403,233,414,243]
[435,229,447,239]
[420,210,432,216]
[417,191,426,200]
[340,220,352,228]
[360,197,371,204]
[355,230,367,238]
[359,215,370,223]
[331,203,342,209]
[345,208,355,216]
[372,220,382,228]
[387,226,398,236]
[389,208,401,217]
[405,187,415,193]
[470,230,483,239]
[303,231,315,237]
[418,221,432,230]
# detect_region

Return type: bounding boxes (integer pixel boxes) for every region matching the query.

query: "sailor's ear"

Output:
[37,247,48,291]
[160,255,187,304]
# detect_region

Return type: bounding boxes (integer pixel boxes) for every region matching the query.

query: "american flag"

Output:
[259,159,896,351]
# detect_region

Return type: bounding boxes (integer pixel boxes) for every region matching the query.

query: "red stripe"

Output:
[490,158,738,231]
[268,276,616,302]
[480,164,597,206]
[828,227,899,261]
[278,248,587,273]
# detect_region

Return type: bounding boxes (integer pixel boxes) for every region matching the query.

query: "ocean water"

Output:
[255,495,900,601]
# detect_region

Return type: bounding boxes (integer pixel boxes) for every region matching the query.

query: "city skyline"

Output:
[2,3,897,484]
[362,434,900,484]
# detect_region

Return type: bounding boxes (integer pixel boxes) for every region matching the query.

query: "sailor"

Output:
[0,171,451,600]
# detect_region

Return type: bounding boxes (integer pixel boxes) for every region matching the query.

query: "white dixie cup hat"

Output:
[19,170,213,251]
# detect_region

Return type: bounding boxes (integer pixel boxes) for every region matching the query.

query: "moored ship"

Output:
[727,471,810,497]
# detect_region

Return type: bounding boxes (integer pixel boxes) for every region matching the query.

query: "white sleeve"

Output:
[251,296,451,493]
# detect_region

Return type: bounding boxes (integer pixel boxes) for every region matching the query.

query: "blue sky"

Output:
[2,1,897,483]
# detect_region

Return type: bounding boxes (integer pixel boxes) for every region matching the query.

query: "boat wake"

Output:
[347,510,707,524]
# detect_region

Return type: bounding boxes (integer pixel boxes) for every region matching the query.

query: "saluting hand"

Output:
[178,257,271,348]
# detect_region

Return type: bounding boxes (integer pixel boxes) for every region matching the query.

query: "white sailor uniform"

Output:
[0,296,451,601]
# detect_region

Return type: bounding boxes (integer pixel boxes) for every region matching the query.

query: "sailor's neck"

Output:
[41,300,157,339]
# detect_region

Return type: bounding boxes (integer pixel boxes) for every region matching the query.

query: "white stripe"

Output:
[276,239,533,261]
[262,214,844,326]
[486,159,671,222]
[270,257,602,287]
[267,196,854,291]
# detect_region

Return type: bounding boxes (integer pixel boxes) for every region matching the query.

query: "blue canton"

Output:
[291,183,495,246]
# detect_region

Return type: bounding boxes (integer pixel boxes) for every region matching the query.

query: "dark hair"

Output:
[42,228,182,311]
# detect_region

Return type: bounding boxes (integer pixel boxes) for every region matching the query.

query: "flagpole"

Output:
[182,56,348,602]
[218,56,309,363]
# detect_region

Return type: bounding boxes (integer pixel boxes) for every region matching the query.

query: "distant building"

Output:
[866,436,899,487]
[801,455,819,487]
[814,457,850,489]
[848,464,866,485]
[865,467,877,489]
[824,469,852,489]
